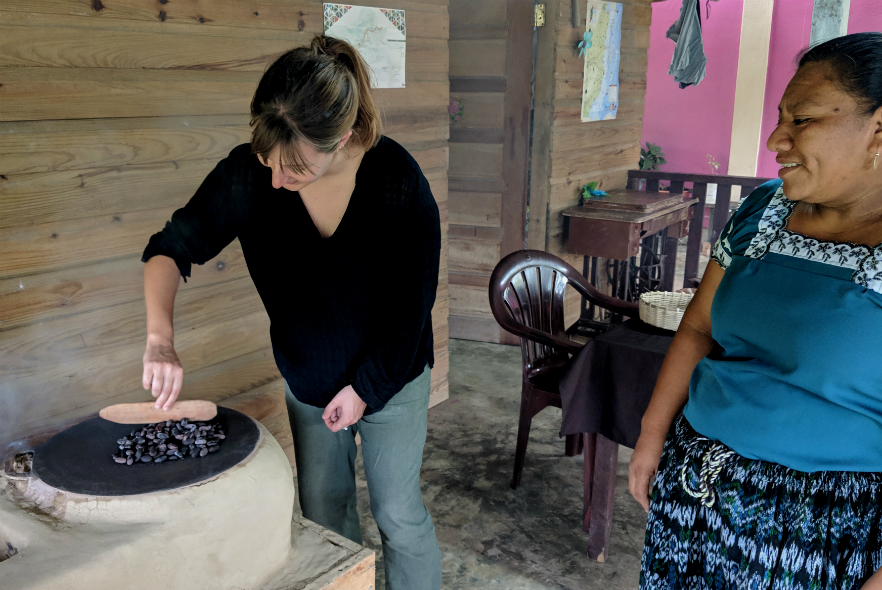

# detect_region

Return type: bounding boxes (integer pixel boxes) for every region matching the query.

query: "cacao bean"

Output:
[114,417,225,467]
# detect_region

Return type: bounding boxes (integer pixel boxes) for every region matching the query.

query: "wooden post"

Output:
[582,433,620,562]
[662,234,679,291]
[684,182,708,286]
[711,184,732,244]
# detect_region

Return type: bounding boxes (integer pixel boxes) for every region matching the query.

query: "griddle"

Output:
[31,406,260,496]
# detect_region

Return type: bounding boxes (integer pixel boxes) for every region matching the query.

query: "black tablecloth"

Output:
[559,320,674,449]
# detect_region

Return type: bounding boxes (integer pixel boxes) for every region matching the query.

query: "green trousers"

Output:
[284,366,441,590]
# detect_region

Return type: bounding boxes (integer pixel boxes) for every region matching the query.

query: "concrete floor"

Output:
[326,339,648,589]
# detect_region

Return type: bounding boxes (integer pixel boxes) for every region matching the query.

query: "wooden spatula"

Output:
[99,400,218,424]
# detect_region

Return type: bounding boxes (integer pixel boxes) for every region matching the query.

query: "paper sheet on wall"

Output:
[581,1,623,121]
[323,4,406,89]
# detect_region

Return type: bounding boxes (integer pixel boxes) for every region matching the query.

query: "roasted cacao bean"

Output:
[114,417,225,465]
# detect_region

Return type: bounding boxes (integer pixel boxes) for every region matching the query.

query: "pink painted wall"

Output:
[640,0,744,176]
[848,0,882,35]
[756,0,814,179]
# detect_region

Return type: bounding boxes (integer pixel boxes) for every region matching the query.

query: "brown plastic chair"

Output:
[488,250,639,489]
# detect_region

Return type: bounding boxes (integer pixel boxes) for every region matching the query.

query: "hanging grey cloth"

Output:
[666,0,707,88]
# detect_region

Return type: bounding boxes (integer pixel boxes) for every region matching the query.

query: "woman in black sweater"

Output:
[141,36,442,590]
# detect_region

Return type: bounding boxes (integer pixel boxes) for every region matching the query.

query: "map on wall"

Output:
[323,4,406,89]
[581,1,623,122]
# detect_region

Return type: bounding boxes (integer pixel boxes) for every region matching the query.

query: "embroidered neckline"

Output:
[744,187,882,291]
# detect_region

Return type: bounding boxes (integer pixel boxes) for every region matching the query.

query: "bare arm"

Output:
[628,261,724,511]
[143,255,185,410]
[864,569,882,590]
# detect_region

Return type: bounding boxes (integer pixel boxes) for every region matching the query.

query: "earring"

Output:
[875,153,880,171]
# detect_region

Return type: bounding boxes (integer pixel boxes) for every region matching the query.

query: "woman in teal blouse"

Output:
[630,33,882,589]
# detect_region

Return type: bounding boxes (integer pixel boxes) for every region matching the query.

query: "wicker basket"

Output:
[639,291,694,331]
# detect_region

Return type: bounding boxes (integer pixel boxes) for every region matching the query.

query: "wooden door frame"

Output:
[500,0,535,259]
[447,0,536,344]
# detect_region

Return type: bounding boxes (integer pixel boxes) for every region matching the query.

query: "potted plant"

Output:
[639,142,666,171]
[636,142,666,190]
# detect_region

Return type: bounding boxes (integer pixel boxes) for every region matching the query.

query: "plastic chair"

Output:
[488,250,639,489]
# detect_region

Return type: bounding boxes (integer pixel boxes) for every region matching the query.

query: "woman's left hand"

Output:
[322,385,367,432]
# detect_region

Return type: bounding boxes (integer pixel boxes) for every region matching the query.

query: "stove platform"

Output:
[0,418,374,590]
[265,517,374,590]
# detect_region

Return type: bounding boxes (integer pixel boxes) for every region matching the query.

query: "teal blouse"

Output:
[683,180,882,472]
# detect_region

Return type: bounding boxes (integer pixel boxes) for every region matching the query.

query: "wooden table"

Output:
[561,190,697,335]
[558,320,674,562]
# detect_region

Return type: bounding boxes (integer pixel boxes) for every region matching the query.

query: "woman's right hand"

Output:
[629,428,667,513]
[142,335,184,410]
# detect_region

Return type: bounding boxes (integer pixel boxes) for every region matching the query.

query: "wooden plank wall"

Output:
[0,0,450,469]
[528,0,652,325]
[446,0,531,344]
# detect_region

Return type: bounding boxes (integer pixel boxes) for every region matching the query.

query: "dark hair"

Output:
[798,32,882,117]
[250,35,382,173]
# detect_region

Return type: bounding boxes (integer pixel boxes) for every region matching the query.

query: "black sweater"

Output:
[142,138,440,414]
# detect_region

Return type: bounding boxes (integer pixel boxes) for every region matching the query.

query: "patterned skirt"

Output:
[641,416,882,590]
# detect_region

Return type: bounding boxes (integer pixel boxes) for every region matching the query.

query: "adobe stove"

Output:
[0,406,305,590]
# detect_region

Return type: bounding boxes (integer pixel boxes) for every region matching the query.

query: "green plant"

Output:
[639,142,666,171]
[707,154,720,175]
[581,181,607,201]
[448,97,463,124]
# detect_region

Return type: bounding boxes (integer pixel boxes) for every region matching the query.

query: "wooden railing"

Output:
[626,170,773,285]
